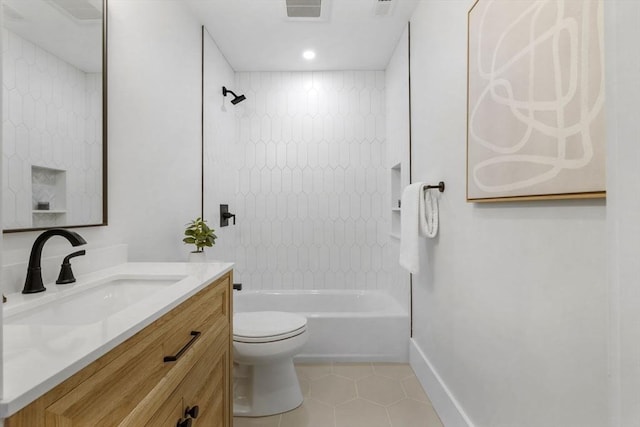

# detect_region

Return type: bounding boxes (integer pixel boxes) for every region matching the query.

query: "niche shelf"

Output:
[31,165,67,228]
[390,163,402,238]
[32,210,67,214]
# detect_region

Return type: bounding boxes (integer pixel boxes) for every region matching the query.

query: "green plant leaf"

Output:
[183,216,217,251]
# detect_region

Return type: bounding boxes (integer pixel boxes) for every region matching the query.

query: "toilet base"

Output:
[233,358,303,417]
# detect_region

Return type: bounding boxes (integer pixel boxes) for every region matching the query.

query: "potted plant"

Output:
[183,217,217,262]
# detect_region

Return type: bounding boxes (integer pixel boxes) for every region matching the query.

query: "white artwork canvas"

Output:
[467,0,605,201]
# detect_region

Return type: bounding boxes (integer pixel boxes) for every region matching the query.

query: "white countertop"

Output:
[1,261,233,418]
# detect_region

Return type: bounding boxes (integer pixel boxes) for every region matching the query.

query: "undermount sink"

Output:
[5,276,186,326]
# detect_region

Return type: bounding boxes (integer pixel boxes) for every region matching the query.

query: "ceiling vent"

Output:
[286,0,321,18]
[48,0,102,21]
[374,0,395,17]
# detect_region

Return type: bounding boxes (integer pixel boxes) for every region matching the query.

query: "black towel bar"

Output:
[424,182,445,193]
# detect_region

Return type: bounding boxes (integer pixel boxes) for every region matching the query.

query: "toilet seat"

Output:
[234,311,307,344]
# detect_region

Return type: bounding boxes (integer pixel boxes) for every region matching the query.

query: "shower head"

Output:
[231,94,246,105]
[222,86,246,105]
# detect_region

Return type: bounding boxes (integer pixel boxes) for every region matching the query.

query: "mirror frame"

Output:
[3,0,108,233]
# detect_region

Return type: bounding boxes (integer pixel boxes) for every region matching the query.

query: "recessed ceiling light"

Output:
[303,50,316,60]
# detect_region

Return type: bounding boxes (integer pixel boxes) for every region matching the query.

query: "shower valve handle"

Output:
[222,212,236,224]
[220,204,236,227]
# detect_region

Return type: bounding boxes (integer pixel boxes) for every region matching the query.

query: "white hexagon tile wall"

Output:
[217,70,402,294]
[2,28,102,229]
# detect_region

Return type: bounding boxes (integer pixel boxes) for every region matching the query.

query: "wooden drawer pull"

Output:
[164,331,201,363]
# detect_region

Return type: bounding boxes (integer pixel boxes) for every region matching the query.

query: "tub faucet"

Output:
[22,229,87,294]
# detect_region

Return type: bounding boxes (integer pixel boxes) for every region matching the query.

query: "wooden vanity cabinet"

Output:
[6,271,233,427]
[144,331,229,427]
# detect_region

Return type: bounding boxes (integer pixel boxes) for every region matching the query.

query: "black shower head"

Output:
[222,86,246,105]
[231,94,246,105]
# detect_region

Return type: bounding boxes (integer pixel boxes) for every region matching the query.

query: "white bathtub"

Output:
[233,290,409,362]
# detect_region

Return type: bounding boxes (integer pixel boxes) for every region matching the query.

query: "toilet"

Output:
[232,311,308,417]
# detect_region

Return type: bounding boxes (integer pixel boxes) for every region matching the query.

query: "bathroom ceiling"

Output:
[185,0,419,71]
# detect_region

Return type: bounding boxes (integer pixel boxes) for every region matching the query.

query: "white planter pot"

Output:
[188,251,207,263]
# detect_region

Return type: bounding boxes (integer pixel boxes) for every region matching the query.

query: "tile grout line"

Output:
[386,406,394,427]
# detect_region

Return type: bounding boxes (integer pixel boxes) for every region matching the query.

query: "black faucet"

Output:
[23,229,87,294]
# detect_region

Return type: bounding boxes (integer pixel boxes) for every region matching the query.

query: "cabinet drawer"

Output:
[44,332,168,426]
[39,273,231,427]
[182,327,229,426]
[151,322,230,427]
[160,273,229,365]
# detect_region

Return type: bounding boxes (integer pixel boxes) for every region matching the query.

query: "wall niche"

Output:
[31,165,67,228]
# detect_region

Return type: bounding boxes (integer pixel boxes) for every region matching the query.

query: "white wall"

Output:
[16,0,205,263]
[0,11,4,401]
[106,0,202,262]
[409,1,608,426]
[202,29,237,261]
[605,1,640,425]
[385,26,411,311]
[216,71,390,292]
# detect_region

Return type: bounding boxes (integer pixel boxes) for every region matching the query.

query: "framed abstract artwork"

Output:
[466,0,605,202]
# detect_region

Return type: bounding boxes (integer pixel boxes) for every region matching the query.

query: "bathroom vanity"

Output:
[2,262,233,426]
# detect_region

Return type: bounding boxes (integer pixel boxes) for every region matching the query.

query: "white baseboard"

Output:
[409,338,474,427]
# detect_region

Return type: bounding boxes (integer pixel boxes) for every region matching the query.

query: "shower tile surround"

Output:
[220,71,402,295]
[2,29,102,229]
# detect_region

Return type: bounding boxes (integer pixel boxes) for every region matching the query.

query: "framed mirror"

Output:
[2,0,107,232]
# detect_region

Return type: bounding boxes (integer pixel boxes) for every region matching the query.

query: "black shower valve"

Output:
[220,204,236,227]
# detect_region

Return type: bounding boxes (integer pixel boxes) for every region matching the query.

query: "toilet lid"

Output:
[234,311,307,343]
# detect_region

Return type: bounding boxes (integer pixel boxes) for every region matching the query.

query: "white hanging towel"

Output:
[399,183,425,274]
[399,182,439,274]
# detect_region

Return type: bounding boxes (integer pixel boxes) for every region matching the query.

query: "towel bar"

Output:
[424,182,445,193]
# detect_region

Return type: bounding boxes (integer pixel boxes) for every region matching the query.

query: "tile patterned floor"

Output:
[233,363,444,427]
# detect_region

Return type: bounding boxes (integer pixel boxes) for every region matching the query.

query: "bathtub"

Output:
[233,290,409,362]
